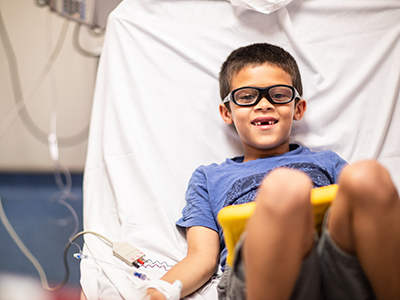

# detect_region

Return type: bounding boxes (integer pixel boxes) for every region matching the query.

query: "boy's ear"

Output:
[293,99,307,121]
[219,103,234,125]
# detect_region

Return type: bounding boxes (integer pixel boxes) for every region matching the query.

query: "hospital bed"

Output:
[80,0,400,299]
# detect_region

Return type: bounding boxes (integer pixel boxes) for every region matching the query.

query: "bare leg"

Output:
[244,168,314,300]
[328,160,400,299]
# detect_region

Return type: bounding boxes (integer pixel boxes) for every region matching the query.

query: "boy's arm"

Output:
[146,226,220,300]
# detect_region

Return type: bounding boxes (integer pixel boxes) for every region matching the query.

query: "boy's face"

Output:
[219,63,306,162]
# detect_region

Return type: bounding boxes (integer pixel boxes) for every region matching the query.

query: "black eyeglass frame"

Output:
[222,84,301,107]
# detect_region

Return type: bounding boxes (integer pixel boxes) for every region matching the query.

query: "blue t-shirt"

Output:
[176,144,347,271]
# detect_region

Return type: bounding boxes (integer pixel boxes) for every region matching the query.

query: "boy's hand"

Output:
[144,288,166,300]
[141,226,219,299]
[140,279,182,300]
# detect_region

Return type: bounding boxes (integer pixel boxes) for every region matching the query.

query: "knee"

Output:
[256,168,313,219]
[339,160,398,208]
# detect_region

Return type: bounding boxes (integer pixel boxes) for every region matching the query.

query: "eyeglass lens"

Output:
[233,86,294,105]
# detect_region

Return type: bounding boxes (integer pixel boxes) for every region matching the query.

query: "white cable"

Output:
[70,230,113,246]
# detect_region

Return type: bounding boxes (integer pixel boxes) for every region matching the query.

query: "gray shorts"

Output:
[217,213,376,300]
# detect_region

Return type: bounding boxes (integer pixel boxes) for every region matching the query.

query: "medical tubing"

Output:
[0,195,86,290]
[59,194,80,243]
[47,13,60,162]
[57,231,113,290]
[0,197,113,291]
[50,163,81,249]
[0,11,67,143]
[53,163,72,218]
[0,9,23,109]
[74,252,150,282]
[0,13,89,146]
[0,195,53,289]
[54,163,72,192]
[0,206,168,292]
[1,187,133,291]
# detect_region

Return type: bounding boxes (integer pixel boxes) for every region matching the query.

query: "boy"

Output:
[142,43,400,300]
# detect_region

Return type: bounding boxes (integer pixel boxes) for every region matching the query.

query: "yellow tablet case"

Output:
[217,184,338,267]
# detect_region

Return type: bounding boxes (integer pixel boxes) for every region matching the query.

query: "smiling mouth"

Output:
[252,120,278,126]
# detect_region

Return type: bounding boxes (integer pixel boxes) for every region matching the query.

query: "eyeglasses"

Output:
[222,85,300,107]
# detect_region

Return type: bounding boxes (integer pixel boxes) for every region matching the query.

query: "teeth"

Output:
[254,121,275,126]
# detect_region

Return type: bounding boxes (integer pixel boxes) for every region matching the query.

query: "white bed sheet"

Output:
[81,1,400,299]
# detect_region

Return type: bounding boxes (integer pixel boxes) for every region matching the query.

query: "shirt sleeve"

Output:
[176,167,219,232]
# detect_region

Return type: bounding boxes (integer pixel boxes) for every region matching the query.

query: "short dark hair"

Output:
[219,43,303,103]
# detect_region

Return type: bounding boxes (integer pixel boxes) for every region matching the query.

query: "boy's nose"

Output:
[254,97,274,110]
